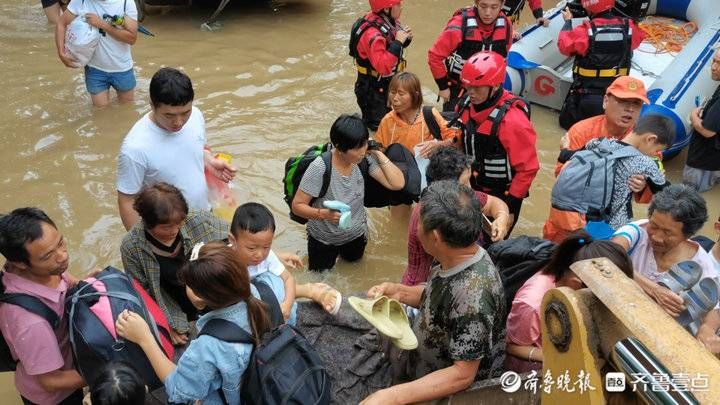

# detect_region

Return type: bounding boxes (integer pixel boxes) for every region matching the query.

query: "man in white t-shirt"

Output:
[116,68,236,230]
[55,0,138,106]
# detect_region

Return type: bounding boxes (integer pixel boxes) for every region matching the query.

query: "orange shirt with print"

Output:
[554,115,633,176]
[374,107,459,151]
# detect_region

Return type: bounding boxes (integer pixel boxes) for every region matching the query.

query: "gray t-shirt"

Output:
[410,248,506,381]
[298,154,379,245]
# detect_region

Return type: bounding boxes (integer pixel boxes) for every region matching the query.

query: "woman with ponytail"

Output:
[504,231,633,373]
[115,242,271,404]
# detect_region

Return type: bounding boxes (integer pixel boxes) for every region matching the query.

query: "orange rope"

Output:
[639,16,698,55]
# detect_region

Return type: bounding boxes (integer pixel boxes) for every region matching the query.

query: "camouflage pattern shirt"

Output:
[410,247,506,381]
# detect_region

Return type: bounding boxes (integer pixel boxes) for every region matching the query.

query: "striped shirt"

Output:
[299,154,379,245]
[120,211,228,333]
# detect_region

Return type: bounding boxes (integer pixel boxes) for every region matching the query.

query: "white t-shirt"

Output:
[248,250,286,279]
[613,219,719,283]
[67,0,136,72]
[117,106,210,210]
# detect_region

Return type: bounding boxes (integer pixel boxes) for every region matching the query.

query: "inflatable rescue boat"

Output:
[505,0,720,157]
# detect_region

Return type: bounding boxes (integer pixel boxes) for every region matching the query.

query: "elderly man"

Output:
[555,75,649,176]
[361,180,506,404]
[683,47,720,193]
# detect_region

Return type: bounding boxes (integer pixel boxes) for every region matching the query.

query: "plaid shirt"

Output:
[120,211,229,333]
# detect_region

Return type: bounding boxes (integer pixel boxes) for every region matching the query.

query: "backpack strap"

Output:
[0,273,59,329]
[318,151,332,200]
[252,280,284,328]
[199,318,254,344]
[489,97,526,139]
[0,293,60,329]
[422,106,443,141]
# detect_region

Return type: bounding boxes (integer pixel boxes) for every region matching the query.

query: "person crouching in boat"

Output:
[557,0,645,130]
[349,0,412,131]
[428,0,513,112]
[457,51,539,236]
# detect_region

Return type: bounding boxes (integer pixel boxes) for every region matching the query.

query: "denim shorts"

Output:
[84,66,136,95]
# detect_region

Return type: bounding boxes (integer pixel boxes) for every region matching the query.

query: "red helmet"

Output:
[460,51,507,87]
[369,0,400,12]
[581,0,614,15]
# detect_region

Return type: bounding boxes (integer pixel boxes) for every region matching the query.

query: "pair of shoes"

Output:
[657,261,702,293]
[658,261,719,336]
[678,277,719,336]
[348,296,418,350]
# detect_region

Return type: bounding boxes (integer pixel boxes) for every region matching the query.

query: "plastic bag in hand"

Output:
[65,17,100,68]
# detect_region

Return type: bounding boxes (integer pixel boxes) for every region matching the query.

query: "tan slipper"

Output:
[388,299,418,350]
[317,284,342,315]
[348,296,402,339]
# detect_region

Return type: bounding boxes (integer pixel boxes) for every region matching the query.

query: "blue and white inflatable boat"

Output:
[505,0,720,157]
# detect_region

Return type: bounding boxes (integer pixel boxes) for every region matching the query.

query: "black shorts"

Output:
[307,233,368,271]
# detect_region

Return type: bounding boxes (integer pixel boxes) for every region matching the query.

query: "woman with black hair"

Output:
[505,231,633,372]
[291,114,405,270]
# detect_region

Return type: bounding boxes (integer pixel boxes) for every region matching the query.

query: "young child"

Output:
[116,242,272,404]
[88,362,145,405]
[544,114,675,243]
[229,202,298,322]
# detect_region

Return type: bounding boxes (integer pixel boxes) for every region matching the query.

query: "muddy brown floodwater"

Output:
[1,0,718,401]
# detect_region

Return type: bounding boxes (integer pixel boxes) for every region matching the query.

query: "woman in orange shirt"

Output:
[374,72,458,156]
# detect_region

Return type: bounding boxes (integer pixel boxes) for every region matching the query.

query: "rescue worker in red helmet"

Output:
[557,0,646,129]
[458,51,539,235]
[428,0,518,113]
[349,0,412,131]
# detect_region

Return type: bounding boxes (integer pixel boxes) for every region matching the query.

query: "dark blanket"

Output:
[296,298,394,404]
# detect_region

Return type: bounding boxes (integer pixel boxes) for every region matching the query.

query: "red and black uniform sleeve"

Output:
[498,105,540,201]
[528,0,543,18]
[356,16,403,76]
[427,12,464,90]
[557,19,591,56]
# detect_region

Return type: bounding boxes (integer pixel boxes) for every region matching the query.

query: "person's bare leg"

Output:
[90,90,111,107]
[117,89,134,104]
[296,283,340,313]
[43,3,62,25]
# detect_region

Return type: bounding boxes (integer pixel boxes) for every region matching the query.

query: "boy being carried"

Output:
[543,114,675,243]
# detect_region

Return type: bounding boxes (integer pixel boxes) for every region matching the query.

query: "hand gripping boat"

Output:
[504,0,720,157]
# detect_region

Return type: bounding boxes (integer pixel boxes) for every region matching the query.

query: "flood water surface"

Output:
[1,0,718,401]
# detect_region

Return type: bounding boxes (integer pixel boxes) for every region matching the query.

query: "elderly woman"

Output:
[121,182,228,346]
[611,184,717,318]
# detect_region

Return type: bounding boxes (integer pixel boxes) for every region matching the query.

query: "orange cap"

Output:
[606,76,650,104]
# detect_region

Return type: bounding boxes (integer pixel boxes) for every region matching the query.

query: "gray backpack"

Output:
[551,138,640,219]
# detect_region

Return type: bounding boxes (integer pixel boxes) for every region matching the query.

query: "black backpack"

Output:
[360,143,421,208]
[283,143,333,224]
[66,267,165,388]
[0,272,60,372]
[487,236,556,314]
[200,281,331,405]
